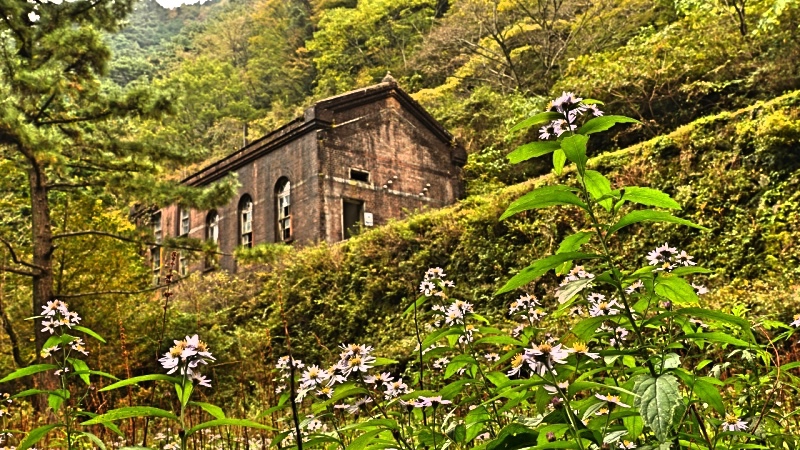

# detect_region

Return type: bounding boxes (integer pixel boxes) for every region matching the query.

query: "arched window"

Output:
[239,195,253,248]
[276,179,291,242]
[206,210,220,243]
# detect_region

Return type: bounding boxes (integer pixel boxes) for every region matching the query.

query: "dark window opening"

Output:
[343,199,364,240]
[350,169,370,183]
[205,211,220,270]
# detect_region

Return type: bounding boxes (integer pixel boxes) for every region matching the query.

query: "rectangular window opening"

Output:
[179,209,190,236]
[349,169,370,183]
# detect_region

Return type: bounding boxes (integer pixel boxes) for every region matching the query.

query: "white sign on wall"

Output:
[364,212,374,227]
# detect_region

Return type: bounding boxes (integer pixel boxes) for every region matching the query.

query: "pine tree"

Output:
[0,0,234,399]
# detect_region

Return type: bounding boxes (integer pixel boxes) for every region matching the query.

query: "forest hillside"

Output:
[0,0,798,448]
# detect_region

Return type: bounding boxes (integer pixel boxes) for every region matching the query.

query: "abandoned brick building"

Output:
[150,77,467,275]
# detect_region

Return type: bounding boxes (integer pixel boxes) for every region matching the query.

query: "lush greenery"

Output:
[0,0,798,447]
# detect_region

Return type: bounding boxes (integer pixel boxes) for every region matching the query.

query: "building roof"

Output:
[182,81,464,187]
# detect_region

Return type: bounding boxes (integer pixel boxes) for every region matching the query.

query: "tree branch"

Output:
[0,236,43,272]
[0,265,36,277]
[46,182,104,191]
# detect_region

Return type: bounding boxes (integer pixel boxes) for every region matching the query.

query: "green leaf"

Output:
[633,374,682,442]
[500,185,586,220]
[496,252,600,295]
[682,332,751,347]
[553,149,566,175]
[0,364,58,383]
[48,389,69,412]
[373,357,399,366]
[68,358,91,385]
[570,317,609,340]
[81,406,179,425]
[557,231,594,254]
[674,308,754,341]
[561,134,589,174]
[507,141,561,164]
[18,424,60,450]
[557,278,594,304]
[402,294,429,318]
[583,170,613,211]
[487,423,539,450]
[485,371,510,388]
[655,275,699,305]
[622,187,681,210]
[692,379,724,415]
[99,374,181,391]
[347,429,384,450]
[186,418,275,437]
[79,432,107,450]
[74,326,106,343]
[510,112,563,132]
[608,210,709,235]
[577,115,640,135]
[190,401,226,420]
[179,381,193,407]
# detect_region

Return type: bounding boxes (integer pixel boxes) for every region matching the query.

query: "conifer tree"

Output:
[0,0,234,392]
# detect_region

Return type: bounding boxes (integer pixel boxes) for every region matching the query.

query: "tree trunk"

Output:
[27,164,58,407]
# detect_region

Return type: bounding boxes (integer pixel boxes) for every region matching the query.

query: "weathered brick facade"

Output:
[153,79,466,274]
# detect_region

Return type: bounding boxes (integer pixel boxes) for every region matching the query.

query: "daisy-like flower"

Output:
[526,342,570,377]
[158,335,215,380]
[336,344,376,378]
[364,372,393,385]
[306,416,325,432]
[675,250,696,266]
[71,337,88,356]
[543,381,569,395]
[383,379,411,399]
[692,283,709,295]
[276,355,304,370]
[54,367,69,376]
[646,243,678,271]
[569,342,600,359]
[509,294,539,315]
[511,324,525,337]
[549,92,584,115]
[619,440,637,449]
[791,314,800,328]
[432,357,450,370]
[589,296,621,317]
[539,121,560,140]
[484,352,500,362]
[40,345,60,358]
[300,365,330,388]
[569,305,585,317]
[192,373,212,388]
[419,280,436,296]
[414,396,452,408]
[587,104,604,117]
[595,393,630,408]
[625,279,644,294]
[316,386,334,398]
[458,324,476,345]
[425,267,446,280]
[722,414,748,432]
[610,327,629,347]
[507,353,528,377]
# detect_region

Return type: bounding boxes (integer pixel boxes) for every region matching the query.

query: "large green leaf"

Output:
[510,111,563,132]
[577,115,640,135]
[99,374,181,391]
[682,332,751,347]
[507,141,561,164]
[622,187,681,210]
[190,401,226,420]
[500,185,587,220]
[186,418,275,437]
[608,210,709,235]
[553,149,566,175]
[487,423,539,450]
[74,325,106,343]
[674,308,754,341]
[691,379,724,415]
[654,275,699,305]
[557,231,594,254]
[79,431,107,450]
[561,134,589,174]
[81,406,179,425]
[0,364,58,383]
[583,170,613,211]
[633,374,682,442]
[496,252,600,295]
[18,424,60,450]
[68,358,91,385]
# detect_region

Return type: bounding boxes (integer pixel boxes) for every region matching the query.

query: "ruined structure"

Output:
[151,77,466,275]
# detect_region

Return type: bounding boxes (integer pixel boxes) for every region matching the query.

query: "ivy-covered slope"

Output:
[179,91,799,405]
